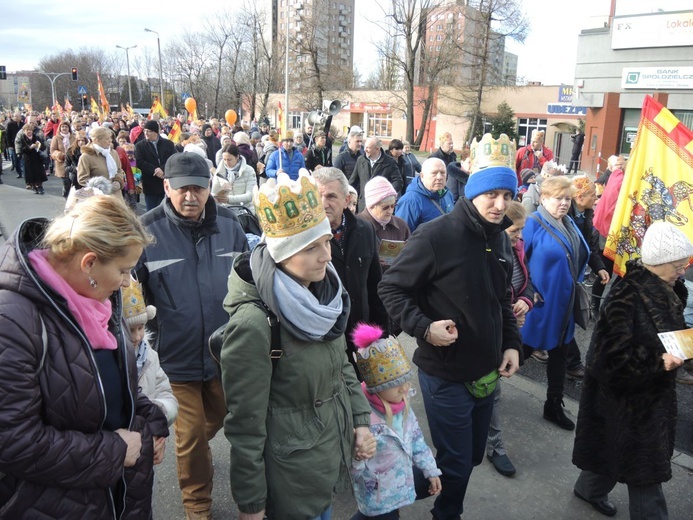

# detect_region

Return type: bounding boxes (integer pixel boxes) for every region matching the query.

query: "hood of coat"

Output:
[223,252,262,315]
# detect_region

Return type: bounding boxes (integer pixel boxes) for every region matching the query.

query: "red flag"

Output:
[168,119,182,144]
[278,101,284,140]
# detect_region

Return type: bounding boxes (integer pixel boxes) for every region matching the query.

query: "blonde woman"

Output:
[0,196,169,518]
[77,126,125,198]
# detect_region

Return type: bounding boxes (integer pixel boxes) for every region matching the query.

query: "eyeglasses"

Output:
[378,203,396,211]
[673,263,689,274]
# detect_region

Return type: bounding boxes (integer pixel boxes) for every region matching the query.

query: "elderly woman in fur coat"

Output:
[572,222,693,520]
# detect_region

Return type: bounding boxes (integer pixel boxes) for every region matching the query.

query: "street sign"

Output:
[78,85,87,95]
[181,92,191,100]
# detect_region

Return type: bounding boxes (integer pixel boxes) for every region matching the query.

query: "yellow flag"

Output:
[97,73,109,116]
[90,97,101,117]
[604,95,693,276]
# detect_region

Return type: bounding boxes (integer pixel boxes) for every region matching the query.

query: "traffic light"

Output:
[71,67,78,81]
[0,66,6,80]
[82,94,88,103]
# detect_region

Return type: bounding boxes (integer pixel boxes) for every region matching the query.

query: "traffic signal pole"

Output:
[37,71,72,108]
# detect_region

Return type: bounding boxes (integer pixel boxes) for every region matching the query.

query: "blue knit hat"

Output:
[464,166,518,200]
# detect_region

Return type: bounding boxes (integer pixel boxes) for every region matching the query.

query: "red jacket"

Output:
[515,145,554,185]
[116,145,135,192]
[593,168,625,237]
[511,239,535,311]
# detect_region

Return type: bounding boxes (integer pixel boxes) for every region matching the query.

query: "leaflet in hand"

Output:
[658,329,693,360]
[378,239,406,266]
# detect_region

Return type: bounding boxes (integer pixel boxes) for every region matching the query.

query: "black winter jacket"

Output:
[568,202,606,274]
[136,197,248,382]
[349,150,402,212]
[445,161,469,203]
[0,219,169,519]
[573,261,685,486]
[330,209,389,353]
[333,148,362,181]
[379,198,522,383]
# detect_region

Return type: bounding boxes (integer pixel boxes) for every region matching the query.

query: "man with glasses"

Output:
[394,158,454,232]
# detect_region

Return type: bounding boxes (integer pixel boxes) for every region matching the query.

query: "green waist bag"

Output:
[464,369,500,399]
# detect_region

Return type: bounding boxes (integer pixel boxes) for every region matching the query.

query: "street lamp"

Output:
[116,44,137,108]
[144,28,164,111]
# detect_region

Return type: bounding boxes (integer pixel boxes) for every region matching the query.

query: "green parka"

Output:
[221,255,371,520]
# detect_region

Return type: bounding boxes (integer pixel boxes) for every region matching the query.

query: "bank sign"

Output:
[622,67,693,89]
[546,103,587,116]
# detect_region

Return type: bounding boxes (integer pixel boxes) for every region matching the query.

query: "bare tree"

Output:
[371,0,441,143]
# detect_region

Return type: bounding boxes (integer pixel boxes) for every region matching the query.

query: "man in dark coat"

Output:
[134,120,178,211]
[334,130,363,181]
[349,136,402,212]
[569,130,585,174]
[313,167,389,378]
[379,160,522,520]
[429,131,457,167]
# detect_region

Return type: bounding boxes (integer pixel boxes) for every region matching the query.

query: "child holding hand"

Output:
[350,324,441,520]
[122,278,178,443]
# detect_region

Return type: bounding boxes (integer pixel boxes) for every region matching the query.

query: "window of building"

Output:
[289,111,303,130]
[517,118,548,147]
[429,35,433,41]
[437,24,442,31]
[436,34,442,41]
[435,45,441,51]
[368,113,393,138]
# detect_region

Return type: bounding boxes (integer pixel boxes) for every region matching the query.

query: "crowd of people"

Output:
[0,107,692,520]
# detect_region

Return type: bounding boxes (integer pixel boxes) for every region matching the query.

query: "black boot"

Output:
[590,296,601,319]
[33,186,40,194]
[543,397,575,430]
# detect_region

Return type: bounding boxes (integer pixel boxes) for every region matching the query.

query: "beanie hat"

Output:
[571,175,595,198]
[251,131,261,140]
[641,221,693,266]
[352,323,412,394]
[521,168,536,184]
[234,131,250,145]
[254,169,332,263]
[122,278,156,327]
[364,176,397,208]
[465,166,518,200]
[144,120,159,133]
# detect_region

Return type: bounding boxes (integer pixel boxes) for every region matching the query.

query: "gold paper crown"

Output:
[356,337,412,393]
[469,133,516,174]
[255,174,326,238]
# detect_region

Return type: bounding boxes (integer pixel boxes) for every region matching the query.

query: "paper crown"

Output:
[469,133,516,174]
[352,324,412,394]
[255,171,327,239]
[122,278,156,326]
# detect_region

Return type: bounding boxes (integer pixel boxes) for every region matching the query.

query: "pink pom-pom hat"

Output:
[351,323,412,394]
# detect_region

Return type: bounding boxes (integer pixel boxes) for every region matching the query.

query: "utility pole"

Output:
[37,72,71,107]
[144,28,165,110]
[116,44,137,108]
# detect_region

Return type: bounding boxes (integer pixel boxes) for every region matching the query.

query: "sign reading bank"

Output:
[622,67,693,89]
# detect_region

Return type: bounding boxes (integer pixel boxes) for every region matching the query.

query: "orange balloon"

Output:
[225,109,237,126]
[185,97,197,114]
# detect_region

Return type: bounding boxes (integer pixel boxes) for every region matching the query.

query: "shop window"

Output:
[517,118,547,147]
[368,113,393,138]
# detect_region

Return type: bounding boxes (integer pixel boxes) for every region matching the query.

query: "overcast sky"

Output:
[3,0,610,87]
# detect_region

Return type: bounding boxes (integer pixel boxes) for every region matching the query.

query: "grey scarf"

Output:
[537,205,583,279]
[250,243,350,342]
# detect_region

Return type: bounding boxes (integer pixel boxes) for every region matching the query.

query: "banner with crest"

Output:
[604,95,693,276]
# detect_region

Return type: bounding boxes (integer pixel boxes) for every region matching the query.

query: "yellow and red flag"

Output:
[97,73,109,116]
[149,98,168,119]
[604,95,693,276]
[64,98,73,113]
[44,106,51,116]
[125,103,135,117]
[277,101,285,140]
[168,119,182,144]
[52,101,63,115]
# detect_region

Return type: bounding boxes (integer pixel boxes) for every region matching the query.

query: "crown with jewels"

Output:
[254,171,326,238]
[469,133,516,174]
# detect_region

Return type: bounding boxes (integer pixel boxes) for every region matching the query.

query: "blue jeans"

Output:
[144,193,165,211]
[311,505,333,520]
[419,369,494,520]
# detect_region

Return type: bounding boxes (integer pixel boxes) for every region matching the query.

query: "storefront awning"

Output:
[551,121,578,133]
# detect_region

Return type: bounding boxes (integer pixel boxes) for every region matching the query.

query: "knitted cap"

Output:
[465,166,518,200]
[352,323,412,394]
[641,221,693,266]
[364,176,397,208]
[122,278,156,326]
[521,168,536,184]
[144,120,159,133]
[254,169,331,263]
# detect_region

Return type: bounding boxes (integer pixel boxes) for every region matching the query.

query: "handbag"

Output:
[529,214,591,330]
[464,369,499,399]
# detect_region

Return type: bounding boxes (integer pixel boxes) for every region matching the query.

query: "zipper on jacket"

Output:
[158,272,177,309]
